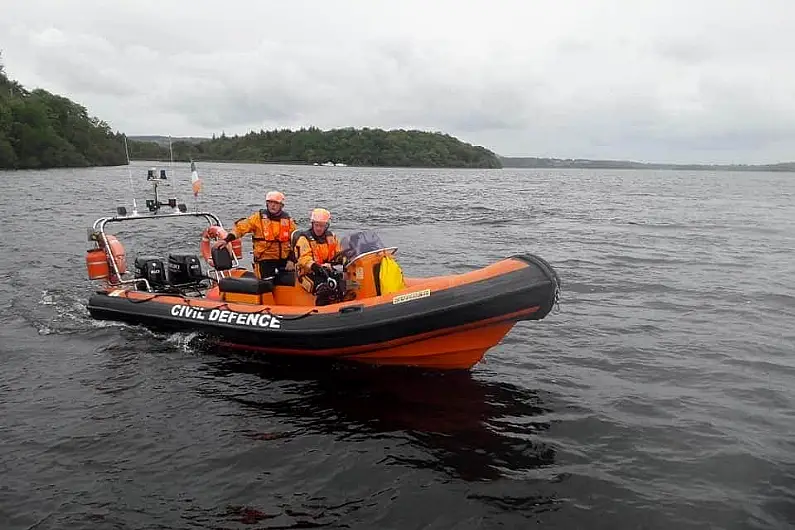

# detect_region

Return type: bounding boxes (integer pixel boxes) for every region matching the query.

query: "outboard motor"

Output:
[134,255,166,289]
[167,253,204,286]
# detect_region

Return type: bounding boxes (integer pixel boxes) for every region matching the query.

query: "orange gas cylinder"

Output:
[86,248,110,279]
[230,238,243,258]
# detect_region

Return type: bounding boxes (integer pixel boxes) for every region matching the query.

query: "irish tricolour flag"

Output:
[190,160,202,197]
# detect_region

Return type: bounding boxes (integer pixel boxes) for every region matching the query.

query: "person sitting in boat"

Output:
[215,190,297,281]
[294,207,343,304]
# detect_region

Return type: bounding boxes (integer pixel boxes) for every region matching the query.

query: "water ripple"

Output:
[0,163,793,529]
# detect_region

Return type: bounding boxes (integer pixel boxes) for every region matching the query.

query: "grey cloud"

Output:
[166,87,304,131]
[656,41,716,65]
[30,50,137,98]
[2,0,795,163]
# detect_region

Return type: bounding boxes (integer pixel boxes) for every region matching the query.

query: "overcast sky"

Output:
[2,0,793,164]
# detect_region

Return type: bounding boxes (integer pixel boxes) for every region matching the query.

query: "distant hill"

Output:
[0,55,127,169]
[128,135,209,147]
[127,127,503,168]
[500,156,795,172]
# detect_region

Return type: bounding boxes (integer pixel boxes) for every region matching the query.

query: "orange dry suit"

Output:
[226,209,297,278]
[294,229,341,294]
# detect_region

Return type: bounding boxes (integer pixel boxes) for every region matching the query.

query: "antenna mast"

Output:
[123,135,138,215]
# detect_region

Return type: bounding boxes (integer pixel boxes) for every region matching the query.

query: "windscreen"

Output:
[339,231,388,261]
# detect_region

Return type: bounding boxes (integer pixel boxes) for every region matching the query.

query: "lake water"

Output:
[1,161,793,529]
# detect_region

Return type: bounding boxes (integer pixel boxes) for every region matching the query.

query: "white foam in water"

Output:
[39,290,55,306]
[90,319,134,330]
[165,331,203,353]
[35,289,109,334]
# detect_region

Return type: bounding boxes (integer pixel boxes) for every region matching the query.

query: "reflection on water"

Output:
[197,343,556,483]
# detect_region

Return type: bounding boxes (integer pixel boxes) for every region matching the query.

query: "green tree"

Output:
[0,56,127,170]
[129,127,503,169]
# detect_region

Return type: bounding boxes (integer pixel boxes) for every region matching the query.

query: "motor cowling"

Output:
[167,254,204,285]
[134,255,166,288]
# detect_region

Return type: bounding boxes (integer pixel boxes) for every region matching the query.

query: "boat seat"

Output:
[219,276,274,295]
[275,270,295,286]
[211,246,234,271]
[289,229,302,250]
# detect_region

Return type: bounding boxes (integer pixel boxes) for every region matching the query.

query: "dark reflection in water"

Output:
[197,344,556,483]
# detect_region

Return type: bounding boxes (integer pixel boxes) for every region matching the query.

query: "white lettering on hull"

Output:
[392,289,431,305]
[170,305,281,329]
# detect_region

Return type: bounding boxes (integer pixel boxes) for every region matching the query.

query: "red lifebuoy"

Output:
[200,225,228,267]
[105,234,127,274]
[231,239,242,258]
[106,235,127,275]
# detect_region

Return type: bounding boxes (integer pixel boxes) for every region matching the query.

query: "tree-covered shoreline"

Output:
[0,58,127,170]
[127,127,503,169]
[501,157,795,172]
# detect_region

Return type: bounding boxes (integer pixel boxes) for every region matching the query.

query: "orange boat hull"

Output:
[222,317,524,370]
[87,254,559,370]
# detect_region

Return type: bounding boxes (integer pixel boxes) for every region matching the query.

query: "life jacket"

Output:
[257,209,292,242]
[242,210,294,261]
[296,229,340,271]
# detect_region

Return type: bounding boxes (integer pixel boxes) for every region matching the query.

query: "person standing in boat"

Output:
[215,191,298,282]
[294,208,342,300]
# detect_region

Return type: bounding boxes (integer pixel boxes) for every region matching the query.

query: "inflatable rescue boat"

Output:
[85,178,560,370]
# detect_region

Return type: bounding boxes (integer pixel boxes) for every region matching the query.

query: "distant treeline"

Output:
[501,157,795,172]
[127,128,503,169]
[0,58,127,170]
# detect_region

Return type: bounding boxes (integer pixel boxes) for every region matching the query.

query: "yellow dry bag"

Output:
[379,254,405,295]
